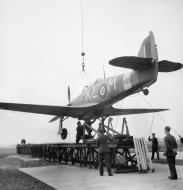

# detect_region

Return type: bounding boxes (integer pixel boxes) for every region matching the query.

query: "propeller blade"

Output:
[103,65,106,79]
[49,115,60,123]
[68,85,71,103]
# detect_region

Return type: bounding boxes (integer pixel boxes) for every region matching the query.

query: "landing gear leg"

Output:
[100,116,107,130]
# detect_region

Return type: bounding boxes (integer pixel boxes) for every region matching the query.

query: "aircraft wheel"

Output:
[143,88,149,95]
[61,128,68,140]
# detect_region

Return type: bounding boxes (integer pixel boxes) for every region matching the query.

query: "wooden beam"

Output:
[103,124,121,135]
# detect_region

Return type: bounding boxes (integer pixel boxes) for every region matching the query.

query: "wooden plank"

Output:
[142,137,154,172]
[103,124,121,135]
[136,138,146,170]
[133,137,141,171]
[139,138,148,170]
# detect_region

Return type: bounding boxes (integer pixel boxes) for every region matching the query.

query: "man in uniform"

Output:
[83,121,94,140]
[76,121,84,143]
[96,124,113,176]
[163,126,178,180]
[148,133,159,160]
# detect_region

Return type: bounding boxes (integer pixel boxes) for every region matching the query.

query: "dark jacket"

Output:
[180,137,183,144]
[96,135,112,153]
[76,124,84,136]
[148,136,158,149]
[164,134,177,156]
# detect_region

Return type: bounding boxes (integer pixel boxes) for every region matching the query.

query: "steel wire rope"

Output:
[114,101,124,130]
[80,0,89,83]
[149,113,155,136]
[138,93,179,135]
[70,0,89,91]
[81,0,84,54]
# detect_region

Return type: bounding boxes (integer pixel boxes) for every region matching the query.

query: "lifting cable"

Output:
[71,0,89,88]
[138,93,179,136]
[114,101,124,130]
[80,0,88,79]
[149,113,155,136]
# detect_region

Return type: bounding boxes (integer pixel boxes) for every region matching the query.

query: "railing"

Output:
[16,141,138,172]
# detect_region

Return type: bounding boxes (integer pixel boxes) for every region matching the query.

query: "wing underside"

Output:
[0,102,169,120]
[109,56,182,72]
[0,102,95,118]
[102,107,169,116]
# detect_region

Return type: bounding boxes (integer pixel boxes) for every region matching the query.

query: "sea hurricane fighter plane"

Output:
[0,31,182,139]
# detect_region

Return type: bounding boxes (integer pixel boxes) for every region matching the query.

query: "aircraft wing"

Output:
[109,56,152,70]
[102,107,169,116]
[109,57,183,72]
[0,102,95,118]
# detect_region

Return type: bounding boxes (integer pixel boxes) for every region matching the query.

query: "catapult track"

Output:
[16,142,138,172]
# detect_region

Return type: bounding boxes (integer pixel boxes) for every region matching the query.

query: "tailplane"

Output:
[109,31,182,72]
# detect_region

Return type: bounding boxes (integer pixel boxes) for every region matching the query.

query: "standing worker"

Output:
[76,121,84,143]
[163,126,178,180]
[148,133,159,160]
[96,124,113,176]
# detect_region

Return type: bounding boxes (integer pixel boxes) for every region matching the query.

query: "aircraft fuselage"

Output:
[70,64,157,108]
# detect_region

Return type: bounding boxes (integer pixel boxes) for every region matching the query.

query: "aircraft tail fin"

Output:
[137,32,183,72]
[109,31,182,72]
[109,31,158,70]
[137,31,158,62]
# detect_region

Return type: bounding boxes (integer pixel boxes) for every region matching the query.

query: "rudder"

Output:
[137,31,158,62]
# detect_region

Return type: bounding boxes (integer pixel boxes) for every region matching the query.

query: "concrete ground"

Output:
[156,152,183,160]
[20,163,183,190]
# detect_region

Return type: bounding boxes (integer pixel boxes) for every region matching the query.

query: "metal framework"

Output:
[17,140,138,173]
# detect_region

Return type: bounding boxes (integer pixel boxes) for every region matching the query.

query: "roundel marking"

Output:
[98,83,107,99]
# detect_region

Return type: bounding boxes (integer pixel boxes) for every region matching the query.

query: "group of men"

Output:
[76,121,182,179]
[76,121,113,176]
[149,127,183,180]
[76,121,93,143]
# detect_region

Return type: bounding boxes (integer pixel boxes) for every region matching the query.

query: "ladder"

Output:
[133,137,154,173]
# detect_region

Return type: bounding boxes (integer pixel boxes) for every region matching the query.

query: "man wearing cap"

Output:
[96,123,113,176]
[148,133,159,160]
[76,121,84,143]
[163,126,178,180]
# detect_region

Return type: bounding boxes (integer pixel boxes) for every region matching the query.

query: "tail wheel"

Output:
[143,88,149,95]
[61,128,68,140]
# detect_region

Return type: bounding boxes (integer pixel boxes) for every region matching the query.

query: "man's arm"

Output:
[174,136,178,149]
[179,135,183,144]
[163,137,168,155]
[155,138,158,146]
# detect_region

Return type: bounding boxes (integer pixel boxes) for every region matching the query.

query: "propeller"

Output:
[68,85,71,104]
[49,86,71,123]
[103,65,106,79]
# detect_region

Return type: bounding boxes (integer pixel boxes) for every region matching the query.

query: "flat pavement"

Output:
[20,163,183,190]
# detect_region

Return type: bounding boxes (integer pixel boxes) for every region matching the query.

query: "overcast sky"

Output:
[0,0,183,145]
